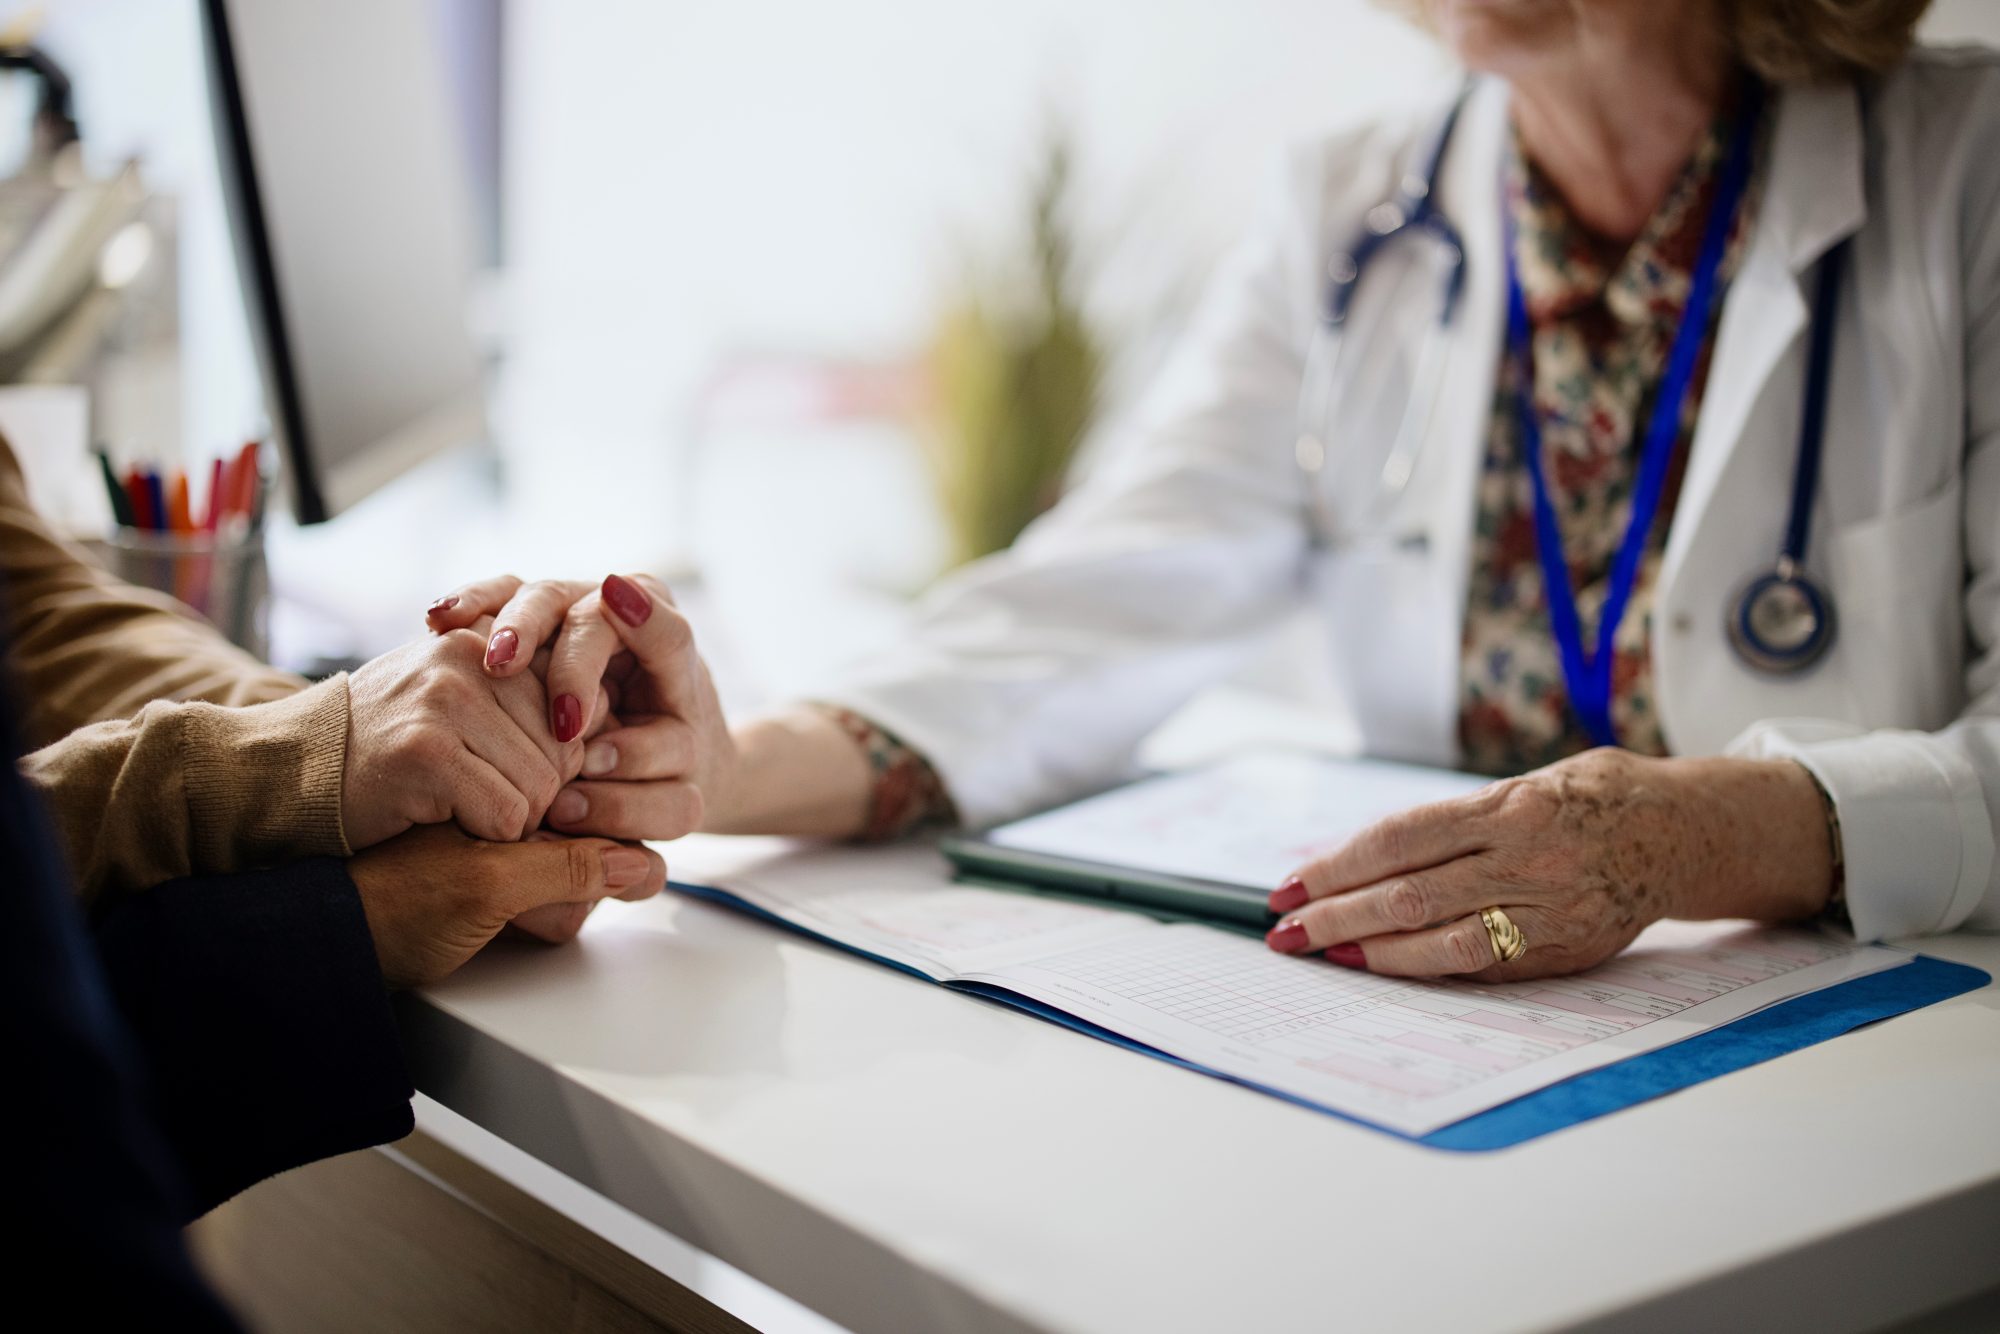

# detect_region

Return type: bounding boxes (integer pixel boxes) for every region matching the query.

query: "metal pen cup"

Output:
[94,525,270,659]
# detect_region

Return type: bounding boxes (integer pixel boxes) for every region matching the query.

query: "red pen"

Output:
[216,448,246,531]
[230,441,260,520]
[123,468,152,530]
[204,456,226,532]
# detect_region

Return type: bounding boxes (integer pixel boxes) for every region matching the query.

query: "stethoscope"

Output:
[1294,80,1844,731]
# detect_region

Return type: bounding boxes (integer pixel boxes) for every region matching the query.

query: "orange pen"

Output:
[167,471,195,534]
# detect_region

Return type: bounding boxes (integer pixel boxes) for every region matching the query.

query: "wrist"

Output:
[1664,755,1835,923]
[696,734,751,834]
[701,709,874,838]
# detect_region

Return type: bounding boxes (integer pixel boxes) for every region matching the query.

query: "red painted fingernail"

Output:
[552,693,582,743]
[1326,942,1367,969]
[602,574,652,626]
[427,594,458,616]
[1270,876,1309,913]
[485,627,518,668]
[1266,919,1309,954]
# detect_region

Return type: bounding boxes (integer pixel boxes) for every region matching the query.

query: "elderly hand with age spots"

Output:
[1261,747,1841,981]
[339,614,615,848]
[342,613,646,953]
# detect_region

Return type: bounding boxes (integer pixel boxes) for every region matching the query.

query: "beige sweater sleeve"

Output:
[22,677,353,901]
[0,434,351,900]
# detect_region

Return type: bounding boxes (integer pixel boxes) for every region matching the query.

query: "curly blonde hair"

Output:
[1727,0,1932,82]
[1387,0,1933,84]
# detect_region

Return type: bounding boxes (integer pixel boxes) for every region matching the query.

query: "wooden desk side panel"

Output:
[189,1131,758,1334]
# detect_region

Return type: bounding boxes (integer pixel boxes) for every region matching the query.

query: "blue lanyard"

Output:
[1504,80,1763,747]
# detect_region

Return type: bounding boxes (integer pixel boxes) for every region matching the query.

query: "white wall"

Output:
[492,0,1457,600]
[499,0,1449,447]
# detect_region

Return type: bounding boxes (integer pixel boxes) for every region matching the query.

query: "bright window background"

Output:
[494,0,1451,690]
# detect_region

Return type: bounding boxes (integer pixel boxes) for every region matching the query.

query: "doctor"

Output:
[436,0,2000,980]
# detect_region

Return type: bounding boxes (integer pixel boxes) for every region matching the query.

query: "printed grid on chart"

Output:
[1035,931,1440,1043]
[1022,927,1843,1103]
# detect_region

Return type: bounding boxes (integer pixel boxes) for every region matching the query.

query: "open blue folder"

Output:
[673,881,1988,1151]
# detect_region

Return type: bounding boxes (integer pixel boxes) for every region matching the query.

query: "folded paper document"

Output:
[669,833,1979,1145]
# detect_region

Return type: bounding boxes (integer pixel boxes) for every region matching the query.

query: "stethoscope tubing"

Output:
[1321,82,1473,333]
[1297,78,1845,693]
[1786,236,1848,572]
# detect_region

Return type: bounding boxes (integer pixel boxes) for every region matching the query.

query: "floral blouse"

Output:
[1458,96,1759,776]
[836,94,1765,831]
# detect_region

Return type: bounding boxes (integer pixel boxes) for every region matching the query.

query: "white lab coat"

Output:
[825,49,2000,944]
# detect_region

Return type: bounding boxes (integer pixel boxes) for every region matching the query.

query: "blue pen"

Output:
[142,468,167,532]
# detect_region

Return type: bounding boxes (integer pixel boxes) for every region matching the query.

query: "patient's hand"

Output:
[349,824,664,988]
[426,573,732,840]
[343,624,604,849]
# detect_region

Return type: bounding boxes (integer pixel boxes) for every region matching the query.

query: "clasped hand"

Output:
[336,612,665,987]
[342,617,614,846]
[424,572,736,844]
[339,572,720,987]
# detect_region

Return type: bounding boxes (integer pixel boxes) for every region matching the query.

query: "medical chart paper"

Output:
[673,838,1911,1137]
[982,751,1488,890]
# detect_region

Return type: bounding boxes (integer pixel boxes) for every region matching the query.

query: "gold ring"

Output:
[1480,907,1527,964]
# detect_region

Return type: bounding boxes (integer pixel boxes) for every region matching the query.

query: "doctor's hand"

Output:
[348,823,665,989]
[425,572,735,841]
[1262,749,1837,981]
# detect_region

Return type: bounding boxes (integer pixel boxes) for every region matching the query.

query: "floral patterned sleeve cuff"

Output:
[806,702,958,842]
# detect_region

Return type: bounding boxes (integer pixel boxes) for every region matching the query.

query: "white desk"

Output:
[403,834,2000,1334]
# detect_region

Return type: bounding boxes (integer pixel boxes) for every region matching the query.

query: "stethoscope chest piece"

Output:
[1723,225,1851,678]
[1727,560,1836,675]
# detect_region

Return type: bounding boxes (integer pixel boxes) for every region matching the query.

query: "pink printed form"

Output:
[1303,1051,1459,1100]
[1391,1031,1522,1072]
[700,800,1907,1139]
[1583,966,1720,1005]
[1459,1009,1592,1046]
[1526,991,1653,1025]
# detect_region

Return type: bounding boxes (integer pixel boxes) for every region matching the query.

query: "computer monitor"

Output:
[199,0,486,524]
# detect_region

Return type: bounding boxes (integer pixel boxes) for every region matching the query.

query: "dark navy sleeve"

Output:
[4,706,242,1327]
[90,857,416,1214]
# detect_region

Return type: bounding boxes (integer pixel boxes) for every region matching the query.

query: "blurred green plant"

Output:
[922,130,1103,569]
